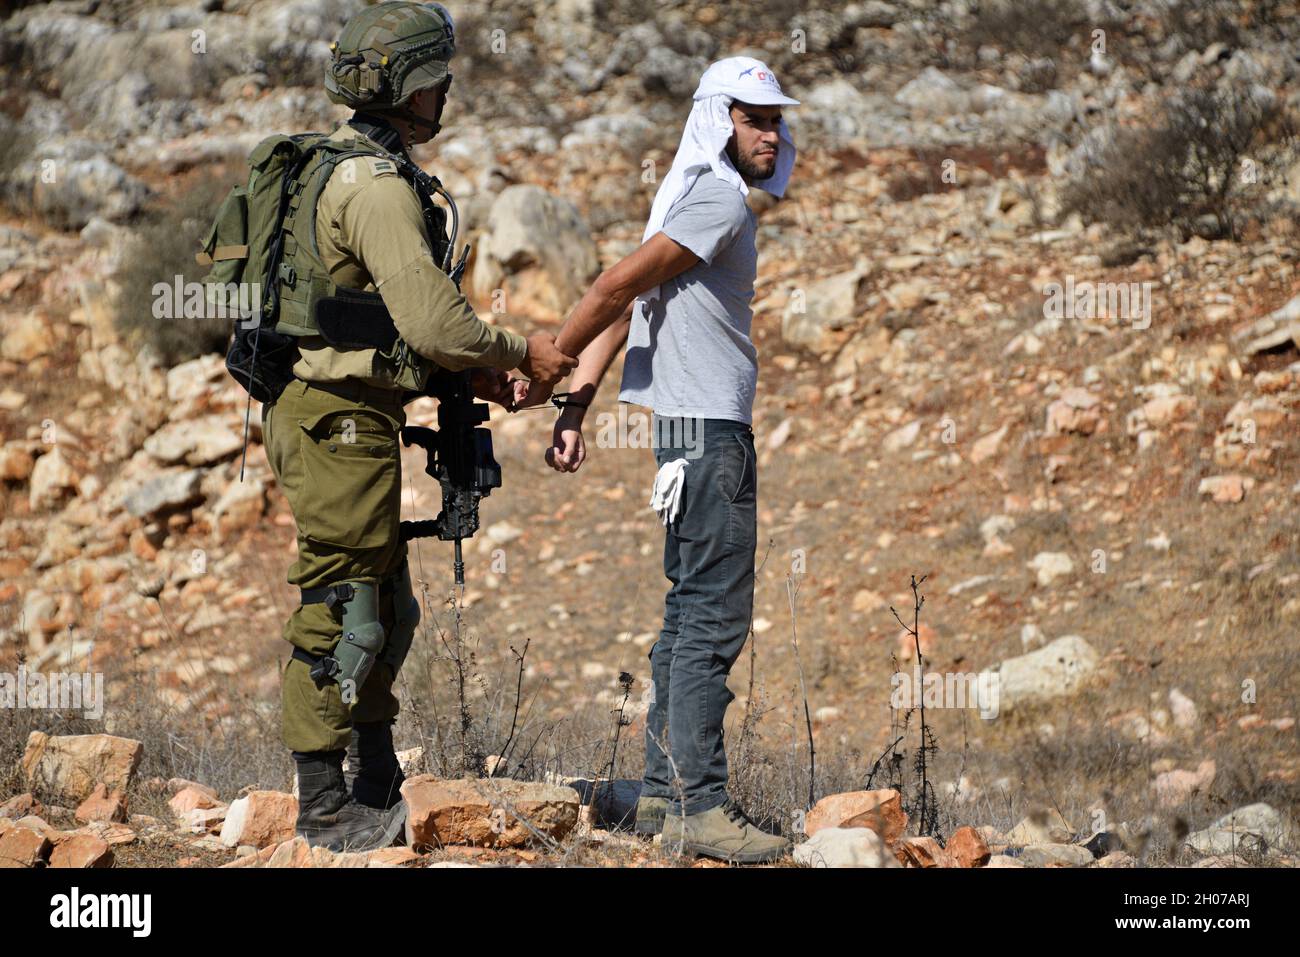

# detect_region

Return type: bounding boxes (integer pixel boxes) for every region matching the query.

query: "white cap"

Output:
[693,56,800,107]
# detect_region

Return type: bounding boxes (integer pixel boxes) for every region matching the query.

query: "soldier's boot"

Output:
[633,795,670,836]
[661,797,791,864]
[344,719,406,810]
[294,749,407,852]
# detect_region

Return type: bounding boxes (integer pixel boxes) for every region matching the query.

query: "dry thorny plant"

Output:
[867,573,943,840]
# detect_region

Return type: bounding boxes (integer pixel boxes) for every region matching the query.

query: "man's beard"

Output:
[730,144,777,181]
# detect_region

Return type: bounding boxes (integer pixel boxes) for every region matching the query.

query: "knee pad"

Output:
[380,563,420,678]
[332,581,386,707]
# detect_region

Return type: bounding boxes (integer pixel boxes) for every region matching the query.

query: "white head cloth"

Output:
[636,55,798,306]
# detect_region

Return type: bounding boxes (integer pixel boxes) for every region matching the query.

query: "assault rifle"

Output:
[398,369,501,588]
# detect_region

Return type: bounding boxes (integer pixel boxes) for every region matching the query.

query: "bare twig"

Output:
[889,574,938,836]
[736,539,775,771]
[785,575,815,809]
[490,638,530,777]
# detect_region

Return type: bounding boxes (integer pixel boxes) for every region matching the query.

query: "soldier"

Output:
[260,1,576,851]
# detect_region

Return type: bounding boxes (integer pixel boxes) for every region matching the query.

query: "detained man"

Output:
[522,56,798,863]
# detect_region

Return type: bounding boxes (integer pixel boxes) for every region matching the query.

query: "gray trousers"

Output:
[642,416,757,815]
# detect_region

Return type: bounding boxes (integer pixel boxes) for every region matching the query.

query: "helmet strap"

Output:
[392,76,450,142]
[349,111,405,151]
[393,104,441,141]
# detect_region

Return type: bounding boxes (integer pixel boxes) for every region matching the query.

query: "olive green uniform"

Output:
[264,123,526,753]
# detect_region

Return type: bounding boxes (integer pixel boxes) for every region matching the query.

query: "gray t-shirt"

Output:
[618,170,758,425]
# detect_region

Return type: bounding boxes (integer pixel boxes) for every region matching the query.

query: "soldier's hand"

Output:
[518,333,578,388]
[469,368,517,409]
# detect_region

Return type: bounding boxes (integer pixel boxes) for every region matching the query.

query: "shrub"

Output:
[1158,0,1290,53]
[965,0,1096,61]
[112,177,234,366]
[0,112,35,213]
[1061,82,1296,241]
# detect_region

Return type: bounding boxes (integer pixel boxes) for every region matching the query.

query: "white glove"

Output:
[649,458,689,526]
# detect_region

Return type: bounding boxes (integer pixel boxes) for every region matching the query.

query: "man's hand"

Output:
[545,407,586,473]
[469,368,522,409]
[518,333,578,388]
[508,378,530,409]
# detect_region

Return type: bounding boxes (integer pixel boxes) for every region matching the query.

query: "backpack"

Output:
[196,130,453,404]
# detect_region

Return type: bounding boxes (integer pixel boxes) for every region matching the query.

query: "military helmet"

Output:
[325,1,455,111]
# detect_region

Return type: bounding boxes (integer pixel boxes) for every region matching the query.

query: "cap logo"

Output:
[739,65,781,89]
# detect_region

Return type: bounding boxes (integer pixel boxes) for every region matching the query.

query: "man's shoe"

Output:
[344,719,406,810]
[633,796,670,836]
[661,798,790,864]
[295,750,407,853]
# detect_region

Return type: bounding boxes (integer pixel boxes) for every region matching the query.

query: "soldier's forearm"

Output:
[419,317,528,372]
[384,255,528,371]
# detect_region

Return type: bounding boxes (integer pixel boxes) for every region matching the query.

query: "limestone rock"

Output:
[895,835,957,867]
[794,826,900,868]
[1005,808,1074,846]
[121,468,205,518]
[21,732,143,803]
[143,416,243,466]
[1028,551,1074,586]
[218,791,298,849]
[1017,842,1094,867]
[0,823,50,867]
[947,825,991,867]
[209,474,267,542]
[1198,475,1252,503]
[265,835,314,868]
[782,265,868,352]
[0,793,45,820]
[0,442,36,482]
[402,776,579,849]
[48,832,113,868]
[1045,388,1103,436]
[470,185,599,320]
[29,446,80,511]
[970,423,1009,464]
[74,784,128,824]
[987,636,1099,710]
[804,789,907,847]
[169,785,221,816]
[1,311,55,362]
[1186,803,1298,856]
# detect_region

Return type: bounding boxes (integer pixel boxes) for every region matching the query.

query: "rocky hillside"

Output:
[0,0,1298,867]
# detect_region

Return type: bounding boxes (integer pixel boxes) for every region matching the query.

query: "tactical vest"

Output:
[201,128,448,400]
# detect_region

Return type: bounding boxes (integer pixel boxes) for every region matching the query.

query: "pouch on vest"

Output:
[202,130,447,403]
[195,175,299,404]
[196,184,250,317]
[204,134,329,404]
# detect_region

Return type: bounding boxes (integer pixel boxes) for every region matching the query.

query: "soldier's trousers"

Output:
[262,377,409,754]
